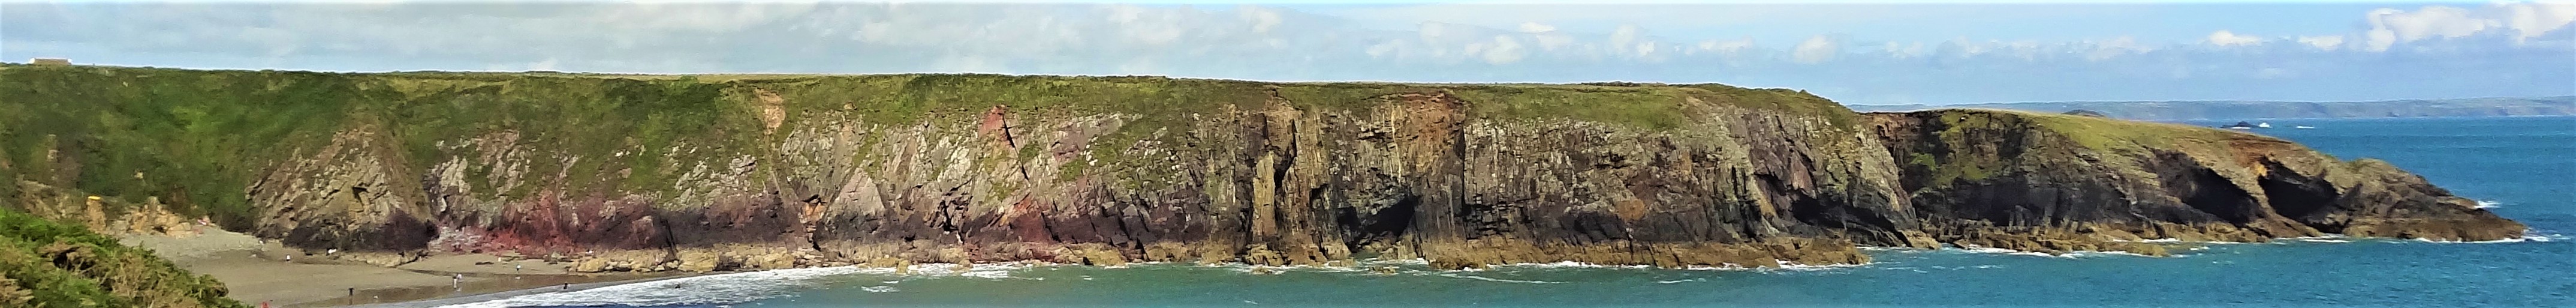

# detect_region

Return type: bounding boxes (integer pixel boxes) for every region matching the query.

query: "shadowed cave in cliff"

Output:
[2156,154,2266,226]
[1336,194,1420,252]
[2256,159,2343,232]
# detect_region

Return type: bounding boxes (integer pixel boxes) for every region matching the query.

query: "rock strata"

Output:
[0,67,2526,273]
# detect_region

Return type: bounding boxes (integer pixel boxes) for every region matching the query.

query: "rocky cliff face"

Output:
[0,65,2525,272]
[1846,95,2576,121]
[1867,109,2523,256]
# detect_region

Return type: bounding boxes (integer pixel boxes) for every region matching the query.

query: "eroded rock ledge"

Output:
[0,67,2523,273]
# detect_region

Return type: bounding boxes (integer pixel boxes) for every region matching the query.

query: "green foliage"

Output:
[2,64,1872,228]
[0,207,246,308]
[1676,84,1863,128]
[1,65,359,228]
[1899,108,2282,190]
[1445,83,1692,130]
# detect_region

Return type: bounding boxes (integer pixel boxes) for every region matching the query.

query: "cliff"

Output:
[0,65,2523,273]
[1848,96,2576,120]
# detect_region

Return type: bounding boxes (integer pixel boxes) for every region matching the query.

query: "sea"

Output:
[439,116,2574,307]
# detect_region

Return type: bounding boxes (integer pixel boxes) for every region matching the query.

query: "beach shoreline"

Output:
[119,225,686,307]
[327,274,703,308]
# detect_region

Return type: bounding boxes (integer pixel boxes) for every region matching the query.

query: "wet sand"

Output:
[120,225,680,307]
[307,271,679,307]
[332,274,701,308]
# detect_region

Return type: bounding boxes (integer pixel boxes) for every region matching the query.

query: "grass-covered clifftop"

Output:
[0,207,243,307]
[2,64,2518,276]
[0,64,1855,230]
[1869,109,2522,247]
[1848,96,2576,120]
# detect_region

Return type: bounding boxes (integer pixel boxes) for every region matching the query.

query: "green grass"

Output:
[1897,108,2289,189]
[0,207,246,307]
[2,64,1867,228]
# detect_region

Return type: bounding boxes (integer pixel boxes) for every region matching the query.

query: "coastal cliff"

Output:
[1846,96,2576,121]
[0,65,2524,273]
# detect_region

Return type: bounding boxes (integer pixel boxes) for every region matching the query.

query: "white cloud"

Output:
[1241,5,1283,33]
[2502,2,2576,40]
[1418,22,1454,41]
[1516,22,1556,33]
[1479,35,1527,64]
[2369,7,2491,43]
[2360,2,2576,51]
[1881,41,1926,58]
[1607,25,1644,56]
[1695,38,1754,53]
[2085,36,2148,61]
[1531,32,1575,51]
[1792,34,1839,64]
[528,58,559,71]
[2297,35,2346,50]
[2205,30,2265,46]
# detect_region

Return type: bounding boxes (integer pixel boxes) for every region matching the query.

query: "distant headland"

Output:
[1848,96,2575,121]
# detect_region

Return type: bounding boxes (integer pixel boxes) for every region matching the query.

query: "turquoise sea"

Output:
[444,116,2573,307]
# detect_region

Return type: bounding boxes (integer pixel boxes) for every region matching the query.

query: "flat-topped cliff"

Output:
[0,65,2523,273]
[1847,96,2576,120]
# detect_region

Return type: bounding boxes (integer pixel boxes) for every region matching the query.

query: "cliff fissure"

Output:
[0,67,2526,273]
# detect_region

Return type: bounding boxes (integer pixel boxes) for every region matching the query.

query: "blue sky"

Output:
[3,1,2570,104]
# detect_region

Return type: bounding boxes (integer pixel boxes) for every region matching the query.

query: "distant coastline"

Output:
[1846,96,2575,121]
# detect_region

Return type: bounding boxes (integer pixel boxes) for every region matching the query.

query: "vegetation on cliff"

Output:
[0,207,244,307]
[1848,96,2576,120]
[1871,109,2522,252]
[0,64,2523,274]
[0,64,1845,229]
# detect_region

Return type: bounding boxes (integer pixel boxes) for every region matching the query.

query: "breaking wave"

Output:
[1495,261,1656,270]
[2415,234,2559,244]
[1950,246,2160,258]
[435,262,1047,307]
[433,266,872,308]
[1433,273,1566,284]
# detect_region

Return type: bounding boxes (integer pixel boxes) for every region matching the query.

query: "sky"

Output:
[2,1,2571,104]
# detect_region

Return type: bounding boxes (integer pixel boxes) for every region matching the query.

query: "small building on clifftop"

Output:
[30,58,70,65]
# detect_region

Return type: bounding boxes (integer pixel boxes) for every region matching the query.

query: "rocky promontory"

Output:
[0,65,2526,273]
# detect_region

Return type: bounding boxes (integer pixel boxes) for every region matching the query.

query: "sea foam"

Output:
[433,266,873,308]
[436,262,1047,307]
[2415,234,2558,244]
[1433,273,1566,284]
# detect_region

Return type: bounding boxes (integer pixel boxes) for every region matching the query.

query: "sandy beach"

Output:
[120,225,676,307]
